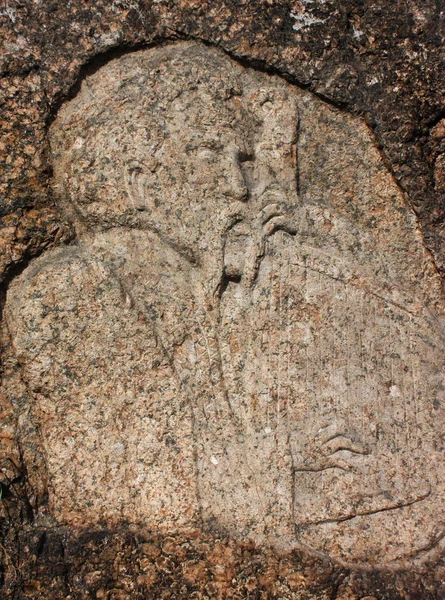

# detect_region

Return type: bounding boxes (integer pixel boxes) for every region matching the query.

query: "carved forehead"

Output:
[51,43,248,146]
[50,41,294,159]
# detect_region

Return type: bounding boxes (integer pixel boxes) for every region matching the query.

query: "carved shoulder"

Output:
[6,246,91,358]
[5,244,163,393]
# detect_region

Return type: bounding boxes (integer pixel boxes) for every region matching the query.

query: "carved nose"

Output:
[223,146,249,202]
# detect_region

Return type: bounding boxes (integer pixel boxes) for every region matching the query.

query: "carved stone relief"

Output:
[4,41,445,567]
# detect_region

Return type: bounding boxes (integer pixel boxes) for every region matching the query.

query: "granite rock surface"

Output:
[1,3,445,598]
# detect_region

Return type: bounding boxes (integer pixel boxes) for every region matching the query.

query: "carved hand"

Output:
[290,416,370,474]
[242,198,298,287]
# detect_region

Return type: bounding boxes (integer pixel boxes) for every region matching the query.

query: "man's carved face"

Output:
[50,43,299,286]
[141,90,300,284]
[127,90,257,262]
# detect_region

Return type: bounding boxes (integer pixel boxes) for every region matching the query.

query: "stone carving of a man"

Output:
[4,42,445,567]
[5,42,299,536]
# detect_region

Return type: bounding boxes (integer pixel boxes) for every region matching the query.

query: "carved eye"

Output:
[196,148,218,163]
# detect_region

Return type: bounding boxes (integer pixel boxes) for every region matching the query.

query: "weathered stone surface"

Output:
[0,0,444,281]
[3,43,445,579]
[1,2,444,597]
[5,526,445,600]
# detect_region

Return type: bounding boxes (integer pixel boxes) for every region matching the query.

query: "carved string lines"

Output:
[285,235,301,522]
[407,317,419,452]
[330,278,337,417]
[267,233,275,431]
[390,314,402,483]
[277,231,284,434]
[317,269,325,493]
[363,289,376,488]
[373,299,383,482]
[398,315,410,477]
[389,317,398,465]
[285,240,291,436]
[304,255,310,423]
[345,283,351,431]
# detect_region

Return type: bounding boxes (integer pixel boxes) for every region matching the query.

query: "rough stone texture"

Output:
[1,2,444,598]
[6,526,445,600]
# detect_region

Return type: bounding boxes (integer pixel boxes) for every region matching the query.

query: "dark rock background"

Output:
[1,1,444,597]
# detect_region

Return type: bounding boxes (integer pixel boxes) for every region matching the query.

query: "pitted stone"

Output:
[5,42,445,568]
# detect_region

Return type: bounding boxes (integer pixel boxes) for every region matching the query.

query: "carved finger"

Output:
[323,436,369,457]
[258,203,282,223]
[263,215,297,236]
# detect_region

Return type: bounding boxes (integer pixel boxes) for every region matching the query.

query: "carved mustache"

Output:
[222,202,298,288]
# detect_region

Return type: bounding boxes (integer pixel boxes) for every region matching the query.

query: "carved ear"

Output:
[124,161,149,211]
